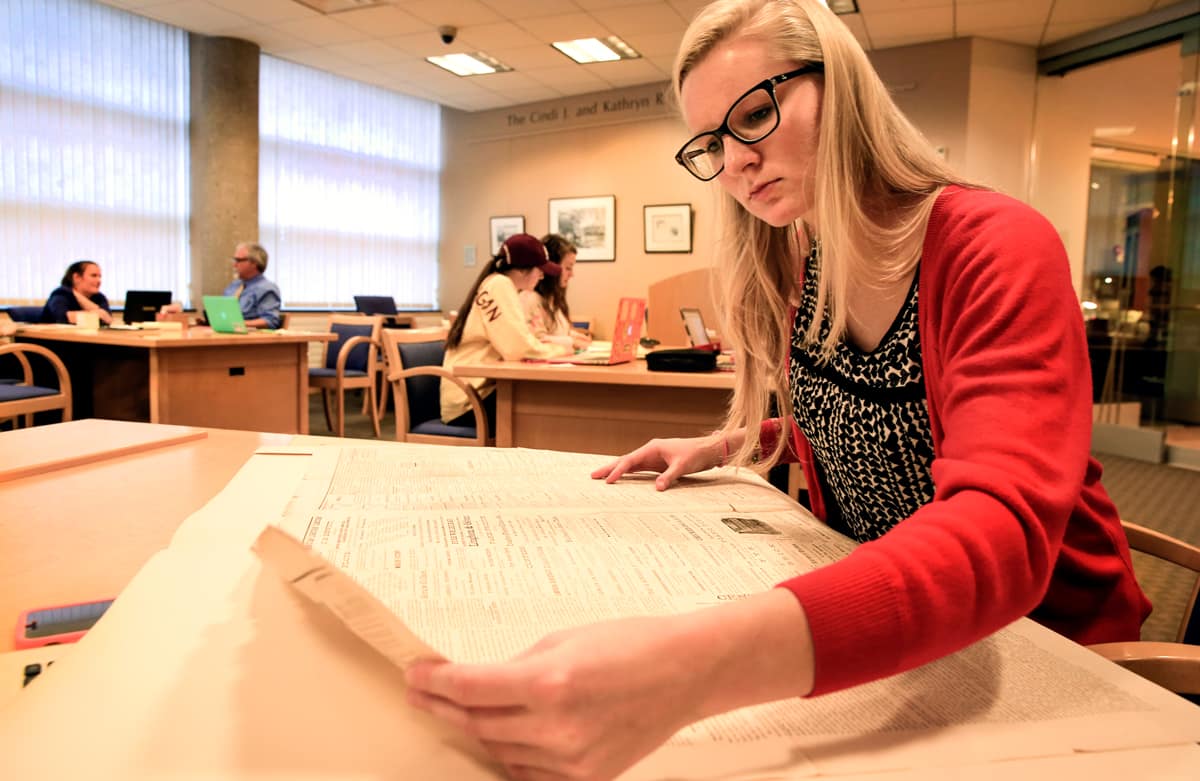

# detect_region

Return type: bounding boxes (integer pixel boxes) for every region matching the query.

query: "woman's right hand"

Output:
[590,436,724,491]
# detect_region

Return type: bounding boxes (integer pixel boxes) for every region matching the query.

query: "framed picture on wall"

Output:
[548,195,616,261]
[489,215,525,255]
[643,203,692,253]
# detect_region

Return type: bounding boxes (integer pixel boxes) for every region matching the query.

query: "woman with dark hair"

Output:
[442,234,573,433]
[40,260,113,325]
[520,233,592,351]
[407,2,1149,778]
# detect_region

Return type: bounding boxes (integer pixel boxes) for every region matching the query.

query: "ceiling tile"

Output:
[493,44,578,70]
[323,39,411,65]
[956,0,1052,35]
[132,1,253,34]
[479,0,574,19]
[220,24,313,54]
[203,0,317,24]
[1042,18,1142,45]
[395,0,505,27]
[381,31,458,57]
[617,30,684,57]
[519,12,614,40]
[525,64,612,92]
[857,0,951,11]
[588,2,689,34]
[574,0,661,10]
[101,0,183,8]
[587,57,669,87]
[275,16,374,46]
[865,5,953,49]
[375,60,448,82]
[278,47,357,72]
[646,53,677,74]
[666,0,710,21]
[334,5,430,37]
[969,26,1045,46]
[456,21,546,49]
[1048,0,1158,26]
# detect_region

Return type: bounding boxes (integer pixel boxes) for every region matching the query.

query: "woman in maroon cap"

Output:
[441,233,573,433]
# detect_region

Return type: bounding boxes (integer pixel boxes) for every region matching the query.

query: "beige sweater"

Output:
[441,273,571,422]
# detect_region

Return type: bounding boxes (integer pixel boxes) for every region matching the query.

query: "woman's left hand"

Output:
[405,616,707,781]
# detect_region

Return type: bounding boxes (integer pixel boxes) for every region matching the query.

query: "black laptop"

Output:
[353,295,399,316]
[123,290,172,324]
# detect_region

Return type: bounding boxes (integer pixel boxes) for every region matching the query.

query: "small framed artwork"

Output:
[548,195,616,262]
[489,215,525,255]
[643,203,692,253]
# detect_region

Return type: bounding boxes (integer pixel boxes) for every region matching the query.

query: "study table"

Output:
[2,420,1199,780]
[15,324,334,434]
[0,419,292,653]
[452,359,735,454]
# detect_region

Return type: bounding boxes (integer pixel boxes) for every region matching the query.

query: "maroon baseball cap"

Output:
[501,233,562,276]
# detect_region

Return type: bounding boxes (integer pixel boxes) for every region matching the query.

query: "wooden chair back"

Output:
[1088,521,1200,696]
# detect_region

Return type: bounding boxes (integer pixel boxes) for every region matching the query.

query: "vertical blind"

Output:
[0,0,189,305]
[259,56,442,309]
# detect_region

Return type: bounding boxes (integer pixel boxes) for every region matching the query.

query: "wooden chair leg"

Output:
[321,389,334,432]
[336,387,346,438]
[376,376,389,424]
[368,386,380,438]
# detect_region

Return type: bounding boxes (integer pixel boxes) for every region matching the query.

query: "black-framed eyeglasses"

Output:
[232,256,251,263]
[674,63,824,181]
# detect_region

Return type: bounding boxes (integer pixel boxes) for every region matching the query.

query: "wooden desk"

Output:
[453,360,734,454]
[3,423,1200,779]
[0,420,291,651]
[16,325,333,434]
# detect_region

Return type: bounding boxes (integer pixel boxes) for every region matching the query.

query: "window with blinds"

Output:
[259,56,442,310]
[0,0,189,306]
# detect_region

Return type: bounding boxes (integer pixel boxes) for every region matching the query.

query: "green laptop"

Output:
[202,295,248,334]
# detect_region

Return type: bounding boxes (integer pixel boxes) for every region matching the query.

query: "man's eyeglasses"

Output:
[675,63,824,181]
[232,257,252,263]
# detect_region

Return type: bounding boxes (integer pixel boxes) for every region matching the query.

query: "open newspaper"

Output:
[3,442,1200,780]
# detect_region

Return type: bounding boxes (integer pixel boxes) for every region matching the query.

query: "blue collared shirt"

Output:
[223,274,282,329]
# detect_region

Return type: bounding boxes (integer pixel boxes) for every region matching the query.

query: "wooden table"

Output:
[453,360,734,455]
[0,419,292,651]
[16,325,333,434]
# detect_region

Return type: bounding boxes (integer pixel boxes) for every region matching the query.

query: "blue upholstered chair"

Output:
[5,305,44,323]
[380,328,489,447]
[309,314,384,438]
[0,343,73,428]
[1088,521,1200,698]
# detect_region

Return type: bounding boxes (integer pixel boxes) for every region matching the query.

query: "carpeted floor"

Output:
[318,393,1200,643]
[1093,453,1200,642]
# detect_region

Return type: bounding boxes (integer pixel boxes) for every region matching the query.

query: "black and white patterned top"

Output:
[788,244,936,542]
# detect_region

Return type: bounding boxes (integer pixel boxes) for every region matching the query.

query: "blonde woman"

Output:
[407,2,1149,778]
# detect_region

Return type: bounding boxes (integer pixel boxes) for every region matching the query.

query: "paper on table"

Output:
[262,445,1200,779]
[252,525,445,670]
[6,440,1200,781]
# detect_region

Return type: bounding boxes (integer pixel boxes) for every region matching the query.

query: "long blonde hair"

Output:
[674,0,967,468]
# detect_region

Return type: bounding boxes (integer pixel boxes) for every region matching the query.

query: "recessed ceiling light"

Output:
[1094,126,1136,138]
[426,52,512,77]
[552,36,641,64]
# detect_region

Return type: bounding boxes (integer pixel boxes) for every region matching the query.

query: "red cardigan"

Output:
[765,186,1150,696]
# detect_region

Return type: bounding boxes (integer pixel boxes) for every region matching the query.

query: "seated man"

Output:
[225,242,281,329]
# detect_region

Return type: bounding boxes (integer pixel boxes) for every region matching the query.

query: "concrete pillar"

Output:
[189,35,259,304]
